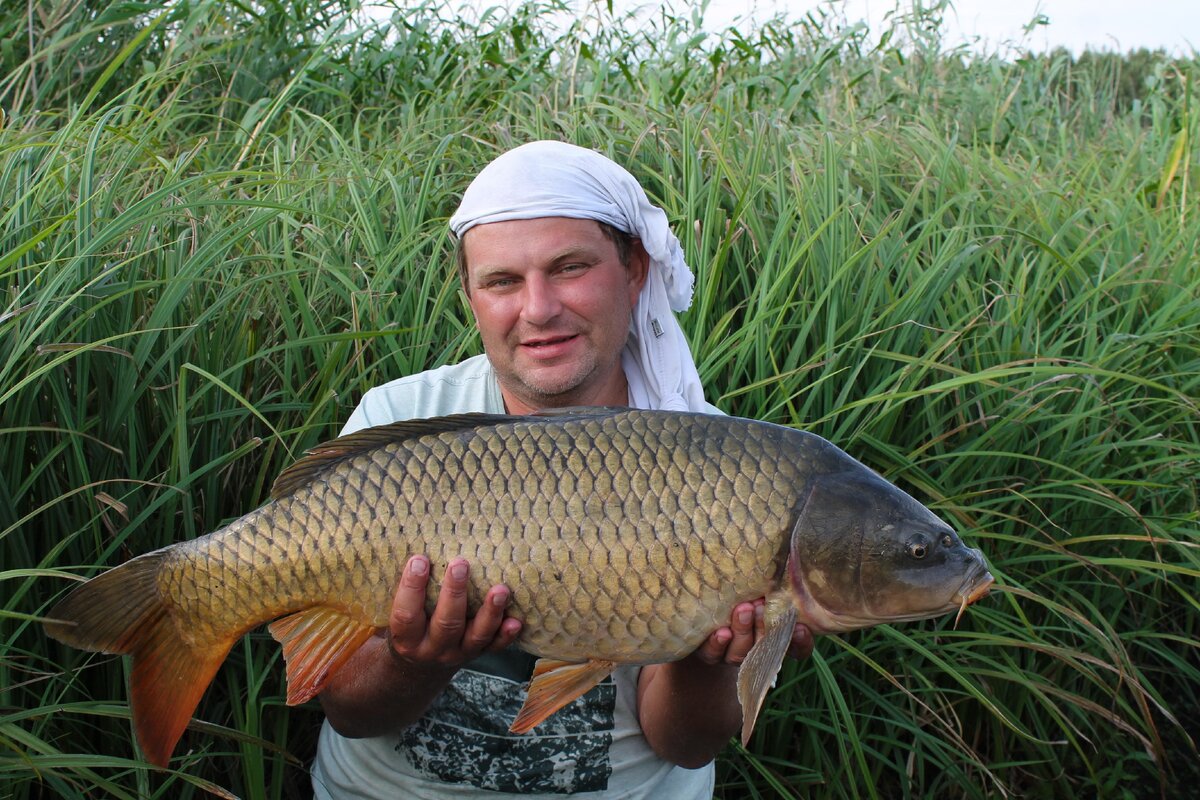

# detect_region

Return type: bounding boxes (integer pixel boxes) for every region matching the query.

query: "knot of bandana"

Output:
[449,140,710,413]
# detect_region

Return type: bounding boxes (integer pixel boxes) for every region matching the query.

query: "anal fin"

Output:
[268,607,376,705]
[737,593,798,745]
[509,658,617,734]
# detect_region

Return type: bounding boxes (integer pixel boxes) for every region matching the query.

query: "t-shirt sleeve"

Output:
[339,385,414,436]
[338,356,502,437]
[339,395,375,437]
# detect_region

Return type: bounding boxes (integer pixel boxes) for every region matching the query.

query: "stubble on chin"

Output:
[506,354,599,408]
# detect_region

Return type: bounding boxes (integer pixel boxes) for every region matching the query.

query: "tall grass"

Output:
[2,1,1197,797]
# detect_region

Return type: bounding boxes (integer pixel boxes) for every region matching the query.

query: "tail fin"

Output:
[45,551,234,768]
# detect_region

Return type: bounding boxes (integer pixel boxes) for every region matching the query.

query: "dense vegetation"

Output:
[2,1,1196,797]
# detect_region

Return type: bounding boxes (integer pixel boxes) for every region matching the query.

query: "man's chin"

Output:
[522,379,587,404]
[506,369,592,409]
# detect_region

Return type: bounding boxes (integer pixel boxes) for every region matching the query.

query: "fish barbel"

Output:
[44,407,993,767]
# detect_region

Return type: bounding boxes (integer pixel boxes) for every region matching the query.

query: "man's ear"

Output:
[628,239,650,302]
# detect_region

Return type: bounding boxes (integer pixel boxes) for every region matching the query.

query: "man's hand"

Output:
[317,555,522,738]
[690,599,814,666]
[637,599,813,768]
[387,555,523,672]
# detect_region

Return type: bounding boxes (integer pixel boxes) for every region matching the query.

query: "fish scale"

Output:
[156,412,792,662]
[44,407,993,767]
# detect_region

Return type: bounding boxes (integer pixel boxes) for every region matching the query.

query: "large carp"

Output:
[45,407,992,767]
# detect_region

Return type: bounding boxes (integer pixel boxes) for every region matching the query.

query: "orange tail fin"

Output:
[44,551,234,768]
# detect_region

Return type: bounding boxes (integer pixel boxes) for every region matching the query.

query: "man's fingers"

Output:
[463,585,511,652]
[692,628,732,665]
[427,558,470,648]
[389,555,432,648]
[725,602,757,664]
[788,623,815,660]
[473,587,526,653]
[488,617,524,652]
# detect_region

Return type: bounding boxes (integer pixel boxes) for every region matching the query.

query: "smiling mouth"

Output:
[522,334,578,348]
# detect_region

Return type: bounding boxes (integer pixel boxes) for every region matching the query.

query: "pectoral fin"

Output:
[737,594,798,745]
[268,607,376,705]
[509,658,617,734]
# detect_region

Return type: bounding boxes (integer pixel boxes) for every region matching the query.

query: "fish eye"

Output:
[908,540,928,559]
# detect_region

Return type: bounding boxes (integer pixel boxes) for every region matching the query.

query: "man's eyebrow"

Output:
[547,245,603,264]
[472,245,604,279]
[470,265,515,283]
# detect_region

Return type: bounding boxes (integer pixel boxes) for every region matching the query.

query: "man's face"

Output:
[461,217,648,414]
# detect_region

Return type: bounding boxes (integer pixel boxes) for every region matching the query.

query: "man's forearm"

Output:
[636,657,743,769]
[635,601,813,768]
[317,634,456,739]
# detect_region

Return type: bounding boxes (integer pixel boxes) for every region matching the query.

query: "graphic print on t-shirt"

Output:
[395,651,615,793]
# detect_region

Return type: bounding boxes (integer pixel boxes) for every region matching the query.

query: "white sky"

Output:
[368,0,1197,55]
[653,0,1198,54]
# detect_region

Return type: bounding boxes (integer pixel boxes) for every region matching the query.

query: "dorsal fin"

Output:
[270,407,634,501]
[270,413,519,500]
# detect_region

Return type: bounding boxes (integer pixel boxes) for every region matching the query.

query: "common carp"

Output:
[45,407,993,767]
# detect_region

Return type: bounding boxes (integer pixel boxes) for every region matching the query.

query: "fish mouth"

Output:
[953,564,995,628]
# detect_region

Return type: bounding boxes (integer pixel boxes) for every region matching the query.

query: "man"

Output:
[311,141,812,798]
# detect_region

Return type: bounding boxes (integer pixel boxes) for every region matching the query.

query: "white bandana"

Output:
[448,140,708,412]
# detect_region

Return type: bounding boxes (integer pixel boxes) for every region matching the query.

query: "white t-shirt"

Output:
[311,354,719,799]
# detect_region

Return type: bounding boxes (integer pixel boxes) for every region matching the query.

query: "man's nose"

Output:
[520,277,561,325]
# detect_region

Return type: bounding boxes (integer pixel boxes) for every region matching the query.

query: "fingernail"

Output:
[491,588,508,607]
[450,561,468,580]
[738,609,753,625]
[410,557,428,576]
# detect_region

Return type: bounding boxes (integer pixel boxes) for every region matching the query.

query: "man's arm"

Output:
[636,601,813,769]
[317,556,522,738]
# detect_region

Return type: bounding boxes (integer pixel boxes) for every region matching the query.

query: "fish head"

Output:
[787,466,993,633]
